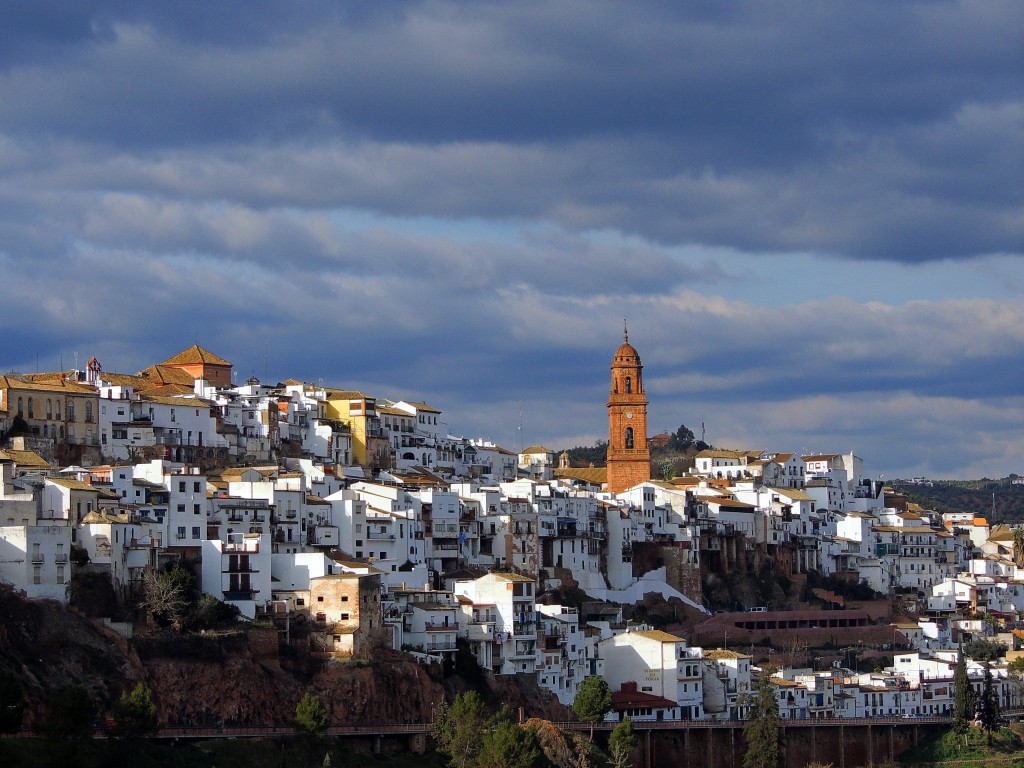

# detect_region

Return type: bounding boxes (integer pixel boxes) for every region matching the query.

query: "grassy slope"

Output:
[898,726,1024,766]
[892,479,1024,523]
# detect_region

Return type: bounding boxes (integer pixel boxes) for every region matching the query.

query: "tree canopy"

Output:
[572,676,612,740]
[963,638,1008,663]
[953,648,976,734]
[111,682,159,737]
[294,692,329,736]
[0,670,24,733]
[743,671,780,768]
[608,715,639,768]
[46,684,95,739]
[477,718,542,768]
[979,663,1000,744]
[433,691,489,768]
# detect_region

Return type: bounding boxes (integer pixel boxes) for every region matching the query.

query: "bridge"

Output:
[2,713,994,768]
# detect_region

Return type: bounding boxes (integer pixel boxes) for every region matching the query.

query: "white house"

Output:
[0,524,72,601]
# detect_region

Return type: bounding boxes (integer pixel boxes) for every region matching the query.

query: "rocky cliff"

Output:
[0,586,570,729]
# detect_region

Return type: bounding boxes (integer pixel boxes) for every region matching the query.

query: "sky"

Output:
[0,1,1021,481]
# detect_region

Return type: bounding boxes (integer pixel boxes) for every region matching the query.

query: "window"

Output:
[56,565,65,582]
[85,402,93,423]
[340,613,350,621]
[191,526,200,540]
[625,377,632,394]
[16,398,23,417]
[33,566,41,585]
[178,481,186,492]
[176,526,186,540]
[317,595,324,602]
[46,399,52,419]
[625,427,634,449]
[66,402,74,421]
[194,482,200,492]
[177,504,185,513]
[194,504,201,515]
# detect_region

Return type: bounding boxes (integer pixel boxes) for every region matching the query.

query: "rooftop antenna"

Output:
[264,343,269,381]
[517,401,524,453]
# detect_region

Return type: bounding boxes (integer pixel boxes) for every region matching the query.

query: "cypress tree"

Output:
[952,646,976,734]
[979,663,1000,745]
[743,670,780,768]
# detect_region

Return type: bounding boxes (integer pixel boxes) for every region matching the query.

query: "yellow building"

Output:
[0,374,101,453]
[323,390,389,469]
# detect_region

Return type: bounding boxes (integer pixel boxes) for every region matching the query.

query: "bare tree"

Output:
[140,568,188,626]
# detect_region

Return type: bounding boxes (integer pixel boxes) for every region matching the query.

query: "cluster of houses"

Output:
[1,345,1023,722]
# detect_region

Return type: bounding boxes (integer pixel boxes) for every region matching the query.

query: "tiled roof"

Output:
[521,445,552,454]
[491,572,535,583]
[0,374,96,395]
[630,629,684,643]
[402,401,440,413]
[47,477,101,492]
[136,365,199,386]
[553,467,607,485]
[160,345,232,367]
[704,649,752,660]
[0,449,53,469]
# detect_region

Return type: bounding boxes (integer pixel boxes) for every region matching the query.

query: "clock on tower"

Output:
[606,324,650,493]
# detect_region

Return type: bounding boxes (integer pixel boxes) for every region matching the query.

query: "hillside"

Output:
[0,585,569,733]
[891,477,1024,522]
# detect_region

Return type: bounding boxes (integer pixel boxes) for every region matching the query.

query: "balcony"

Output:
[31,553,44,564]
[512,621,537,637]
[424,622,459,632]
[224,540,259,554]
[54,554,69,564]
[368,531,396,541]
[543,634,564,651]
[223,589,257,600]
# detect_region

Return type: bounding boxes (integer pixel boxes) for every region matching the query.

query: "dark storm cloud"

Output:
[0,1,1021,478]
[0,1,1018,258]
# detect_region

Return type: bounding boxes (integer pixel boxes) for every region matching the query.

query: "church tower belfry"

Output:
[606,323,650,493]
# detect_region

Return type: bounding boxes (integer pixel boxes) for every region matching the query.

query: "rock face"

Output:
[0,586,569,729]
[0,586,145,726]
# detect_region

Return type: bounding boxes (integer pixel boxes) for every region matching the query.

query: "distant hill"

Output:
[891,477,1024,522]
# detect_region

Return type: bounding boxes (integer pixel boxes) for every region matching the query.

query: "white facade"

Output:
[0,524,72,601]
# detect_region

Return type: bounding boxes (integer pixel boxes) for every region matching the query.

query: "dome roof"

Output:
[612,324,641,365]
[613,340,640,362]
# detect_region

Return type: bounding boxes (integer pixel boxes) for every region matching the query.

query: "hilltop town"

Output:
[2,337,1023,727]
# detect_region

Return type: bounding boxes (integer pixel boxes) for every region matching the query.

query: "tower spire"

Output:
[623,318,628,343]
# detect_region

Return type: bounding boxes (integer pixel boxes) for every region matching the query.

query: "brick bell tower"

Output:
[606,323,651,493]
